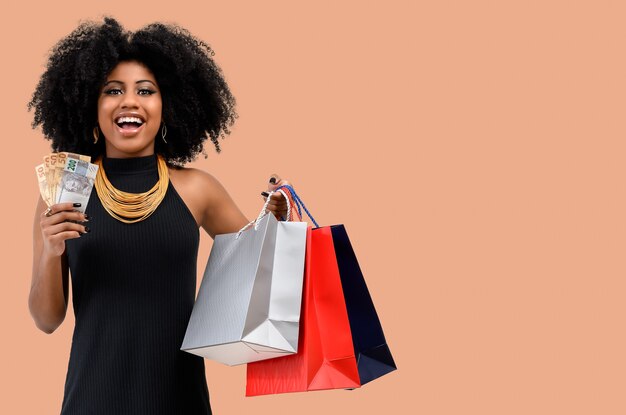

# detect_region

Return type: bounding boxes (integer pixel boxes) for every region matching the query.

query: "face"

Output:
[97,60,162,158]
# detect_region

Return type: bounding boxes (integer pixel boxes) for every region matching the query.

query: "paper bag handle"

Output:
[236,189,294,239]
[275,184,319,228]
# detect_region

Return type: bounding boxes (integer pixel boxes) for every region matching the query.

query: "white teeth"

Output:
[116,116,144,124]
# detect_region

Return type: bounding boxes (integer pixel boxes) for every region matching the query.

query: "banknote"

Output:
[55,157,99,214]
[62,153,92,204]
[34,163,51,207]
[36,152,98,213]
[52,152,68,205]
[43,153,60,205]
[64,152,91,162]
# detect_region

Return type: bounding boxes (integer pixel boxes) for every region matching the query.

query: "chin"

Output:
[107,138,155,157]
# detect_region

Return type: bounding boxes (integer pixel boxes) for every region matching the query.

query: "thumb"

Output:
[267,174,282,192]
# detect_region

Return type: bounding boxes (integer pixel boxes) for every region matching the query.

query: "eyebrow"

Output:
[104,80,157,86]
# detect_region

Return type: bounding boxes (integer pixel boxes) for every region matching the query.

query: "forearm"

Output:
[29,252,67,334]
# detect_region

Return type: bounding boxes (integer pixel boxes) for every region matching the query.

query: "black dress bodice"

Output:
[61,153,211,414]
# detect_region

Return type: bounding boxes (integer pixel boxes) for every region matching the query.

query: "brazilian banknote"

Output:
[35,152,98,214]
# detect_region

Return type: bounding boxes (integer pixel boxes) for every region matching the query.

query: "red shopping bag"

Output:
[246,225,361,396]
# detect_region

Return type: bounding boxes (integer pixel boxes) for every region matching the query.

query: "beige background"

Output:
[1,0,624,414]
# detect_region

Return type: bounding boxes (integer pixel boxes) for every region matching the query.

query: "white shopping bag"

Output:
[181,192,307,366]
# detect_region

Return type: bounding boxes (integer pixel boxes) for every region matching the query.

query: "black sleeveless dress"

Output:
[61,153,212,414]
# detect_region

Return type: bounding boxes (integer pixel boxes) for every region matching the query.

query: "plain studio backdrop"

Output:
[1,1,625,414]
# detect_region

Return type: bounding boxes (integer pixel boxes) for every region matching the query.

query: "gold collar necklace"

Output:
[94,154,169,224]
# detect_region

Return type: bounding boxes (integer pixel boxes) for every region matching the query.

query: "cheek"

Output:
[147,101,163,127]
[150,99,163,120]
[96,99,114,124]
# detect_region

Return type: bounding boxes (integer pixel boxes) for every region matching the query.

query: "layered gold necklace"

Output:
[94,154,169,224]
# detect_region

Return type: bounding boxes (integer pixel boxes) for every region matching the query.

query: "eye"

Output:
[104,88,122,95]
[138,89,156,96]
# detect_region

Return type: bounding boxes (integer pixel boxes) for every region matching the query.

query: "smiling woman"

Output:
[27,16,289,415]
[97,61,164,157]
[27,17,239,166]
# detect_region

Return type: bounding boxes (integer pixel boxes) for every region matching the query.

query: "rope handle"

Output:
[281,186,302,219]
[278,189,292,224]
[281,187,302,221]
[236,189,296,239]
[275,184,320,228]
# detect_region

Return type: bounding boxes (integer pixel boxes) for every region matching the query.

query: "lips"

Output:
[113,113,146,137]
[115,122,145,137]
[114,113,146,123]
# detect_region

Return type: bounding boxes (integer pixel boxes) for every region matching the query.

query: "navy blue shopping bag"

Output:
[330,225,397,385]
[275,184,397,386]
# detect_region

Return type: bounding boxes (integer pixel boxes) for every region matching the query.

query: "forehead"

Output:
[105,60,157,82]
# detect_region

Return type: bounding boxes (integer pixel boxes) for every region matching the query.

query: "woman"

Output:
[28,17,289,414]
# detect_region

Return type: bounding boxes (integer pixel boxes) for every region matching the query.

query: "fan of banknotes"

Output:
[35,152,99,214]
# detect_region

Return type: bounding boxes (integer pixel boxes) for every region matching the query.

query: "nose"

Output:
[120,91,140,109]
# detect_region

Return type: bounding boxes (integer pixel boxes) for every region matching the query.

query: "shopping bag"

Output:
[246,185,396,395]
[330,225,397,385]
[181,192,307,366]
[245,225,361,396]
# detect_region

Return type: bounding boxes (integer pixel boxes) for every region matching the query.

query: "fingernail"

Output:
[269,177,276,184]
[261,191,269,197]
[73,203,82,207]
[84,226,91,233]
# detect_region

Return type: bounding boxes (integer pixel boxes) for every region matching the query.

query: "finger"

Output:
[268,174,281,185]
[274,179,291,189]
[261,191,288,202]
[270,192,285,201]
[42,210,88,226]
[266,197,287,207]
[42,202,82,218]
[266,204,287,216]
[267,174,287,192]
[270,181,292,194]
[265,198,287,208]
[266,203,288,216]
[50,230,85,242]
[45,220,88,237]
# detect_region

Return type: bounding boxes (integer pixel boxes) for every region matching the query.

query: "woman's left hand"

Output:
[262,174,291,220]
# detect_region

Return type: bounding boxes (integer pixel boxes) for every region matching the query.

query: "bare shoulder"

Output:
[168,164,225,196]
[167,164,248,238]
[167,165,227,228]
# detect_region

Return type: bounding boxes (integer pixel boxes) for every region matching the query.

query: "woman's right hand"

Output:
[40,202,89,257]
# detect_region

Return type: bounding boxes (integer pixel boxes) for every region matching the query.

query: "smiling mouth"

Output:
[116,116,144,128]
[115,117,145,136]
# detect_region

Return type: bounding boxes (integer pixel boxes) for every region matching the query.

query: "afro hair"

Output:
[27,16,239,166]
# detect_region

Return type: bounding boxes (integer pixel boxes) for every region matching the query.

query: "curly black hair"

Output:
[27,16,238,166]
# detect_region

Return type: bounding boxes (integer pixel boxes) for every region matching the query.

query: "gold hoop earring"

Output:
[161,122,168,144]
[93,126,99,144]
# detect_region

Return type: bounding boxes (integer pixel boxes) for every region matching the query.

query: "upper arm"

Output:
[31,196,70,307]
[193,170,250,239]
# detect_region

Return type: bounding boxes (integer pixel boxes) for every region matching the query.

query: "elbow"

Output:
[28,298,64,334]
[36,322,57,335]
[32,314,61,334]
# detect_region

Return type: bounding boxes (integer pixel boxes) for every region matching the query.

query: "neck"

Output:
[104,142,156,159]
[101,153,159,174]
